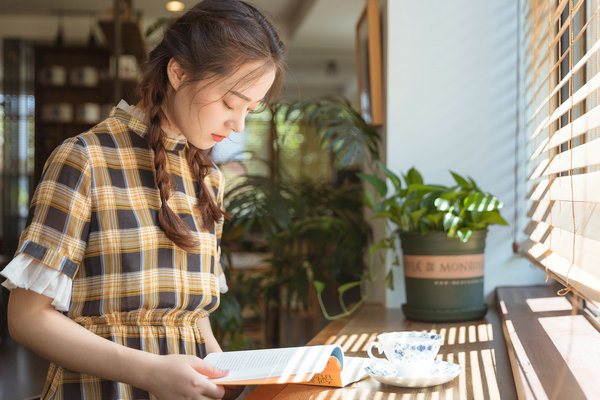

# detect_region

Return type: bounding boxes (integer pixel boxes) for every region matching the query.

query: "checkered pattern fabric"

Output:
[17,105,225,399]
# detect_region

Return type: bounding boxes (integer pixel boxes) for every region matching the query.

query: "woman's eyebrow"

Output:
[230,90,263,103]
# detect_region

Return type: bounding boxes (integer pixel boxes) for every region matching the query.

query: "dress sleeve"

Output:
[1,253,72,311]
[15,137,92,279]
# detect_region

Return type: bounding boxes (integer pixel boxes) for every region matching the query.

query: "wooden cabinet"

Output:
[33,45,140,185]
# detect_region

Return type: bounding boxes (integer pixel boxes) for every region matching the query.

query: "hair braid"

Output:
[146,81,200,252]
[186,146,226,232]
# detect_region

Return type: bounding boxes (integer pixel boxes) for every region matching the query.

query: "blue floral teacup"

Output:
[366,331,443,377]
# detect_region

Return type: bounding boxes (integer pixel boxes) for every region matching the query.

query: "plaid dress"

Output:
[16,105,224,399]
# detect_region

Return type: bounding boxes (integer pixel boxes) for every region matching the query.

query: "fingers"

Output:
[200,382,225,400]
[192,357,230,379]
[192,359,227,399]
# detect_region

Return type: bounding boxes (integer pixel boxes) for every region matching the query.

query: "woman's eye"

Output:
[223,100,233,110]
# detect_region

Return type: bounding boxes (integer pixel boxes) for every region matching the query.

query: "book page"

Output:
[340,356,369,386]
[206,345,342,384]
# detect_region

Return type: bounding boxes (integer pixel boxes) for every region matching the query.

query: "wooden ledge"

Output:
[496,285,600,399]
[248,303,517,399]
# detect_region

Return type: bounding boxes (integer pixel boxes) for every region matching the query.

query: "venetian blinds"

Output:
[522,0,600,303]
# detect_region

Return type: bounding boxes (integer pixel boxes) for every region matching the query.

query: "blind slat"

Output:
[527,177,550,201]
[528,156,550,180]
[544,138,600,176]
[547,0,588,56]
[529,36,600,125]
[528,115,550,142]
[546,71,600,130]
[528,199,600,241]
[525,44,548,85]
[527,172,600,202]
[529,135,549,161]
[525,221,600,282]
[549,0,570,26]
[549,13,572,50]
[535,103,600,150]
[548,172,600,202]
[522,239,600,303]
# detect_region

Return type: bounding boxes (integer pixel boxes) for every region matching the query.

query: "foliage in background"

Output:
[284,98,380,169]
[224,175,370,311]
[214,98,379,345]
[210,265,265,350]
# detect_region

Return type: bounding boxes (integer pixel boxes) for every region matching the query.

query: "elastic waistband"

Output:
[74,308,208,328]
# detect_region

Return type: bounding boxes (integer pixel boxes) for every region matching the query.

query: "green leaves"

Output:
[478,210,509,226]
[284,98,380,169]
[450,171,471,188]
[360,166,508,242]
[377,161,402,191]
[464,192,504,212]
[313,280,325,293]
[405,168,424,185]
[457,228,473,242]
[357,172,387,197]
[385,269,394,290]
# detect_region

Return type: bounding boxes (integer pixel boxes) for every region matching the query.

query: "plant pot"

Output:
[399,230,488,322]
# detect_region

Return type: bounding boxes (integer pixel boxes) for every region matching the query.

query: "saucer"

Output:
[365,359,462,388]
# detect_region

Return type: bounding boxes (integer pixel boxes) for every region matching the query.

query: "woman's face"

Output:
[164,60,276,150]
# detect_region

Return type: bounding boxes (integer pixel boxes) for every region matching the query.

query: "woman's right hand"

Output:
[146,354,228,400]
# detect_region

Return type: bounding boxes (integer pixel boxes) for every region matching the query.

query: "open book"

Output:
[205,344,368,387]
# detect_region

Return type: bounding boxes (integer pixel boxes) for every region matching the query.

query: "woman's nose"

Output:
[227,113,245,134]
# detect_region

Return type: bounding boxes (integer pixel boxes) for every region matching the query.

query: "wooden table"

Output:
[246,304,517,399]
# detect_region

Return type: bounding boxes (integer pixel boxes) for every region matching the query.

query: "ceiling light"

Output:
[166,1,185,12]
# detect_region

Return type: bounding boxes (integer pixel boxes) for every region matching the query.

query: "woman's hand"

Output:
[146,354,228,400]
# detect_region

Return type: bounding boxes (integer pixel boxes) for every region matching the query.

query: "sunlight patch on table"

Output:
[505,319,549,400]
[481,348,501,400]
[458,326,466,344]
[470,350,484,400]
[447,327,457,345]
[350,333,369,352]
[538,314,600,399]
[477,323,490,342]
[341,334,358,352]
[526,296,572,312]
[458,351,467,400]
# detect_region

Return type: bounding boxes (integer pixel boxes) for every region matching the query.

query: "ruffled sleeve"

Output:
[1,253,72,311]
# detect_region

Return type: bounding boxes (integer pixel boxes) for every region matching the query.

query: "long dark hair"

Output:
[139,0,285,252]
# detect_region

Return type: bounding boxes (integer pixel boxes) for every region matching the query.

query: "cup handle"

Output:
[366,342,385,360]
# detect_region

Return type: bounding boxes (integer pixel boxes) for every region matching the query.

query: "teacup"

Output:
[366,331,443,377]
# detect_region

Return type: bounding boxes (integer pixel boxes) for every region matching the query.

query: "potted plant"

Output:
[353,164,509,322]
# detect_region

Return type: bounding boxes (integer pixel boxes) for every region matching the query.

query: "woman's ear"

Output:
[167,58,185,91]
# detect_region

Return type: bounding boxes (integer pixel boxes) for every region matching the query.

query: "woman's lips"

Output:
[211,134,226,142]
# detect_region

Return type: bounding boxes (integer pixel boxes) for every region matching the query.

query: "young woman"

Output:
[1,1,285,398]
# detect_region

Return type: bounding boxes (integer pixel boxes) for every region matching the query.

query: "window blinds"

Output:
[522,0,600,303]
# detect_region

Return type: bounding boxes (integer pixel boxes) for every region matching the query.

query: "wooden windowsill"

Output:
[496,285,600,399]
[246,302,517,399]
